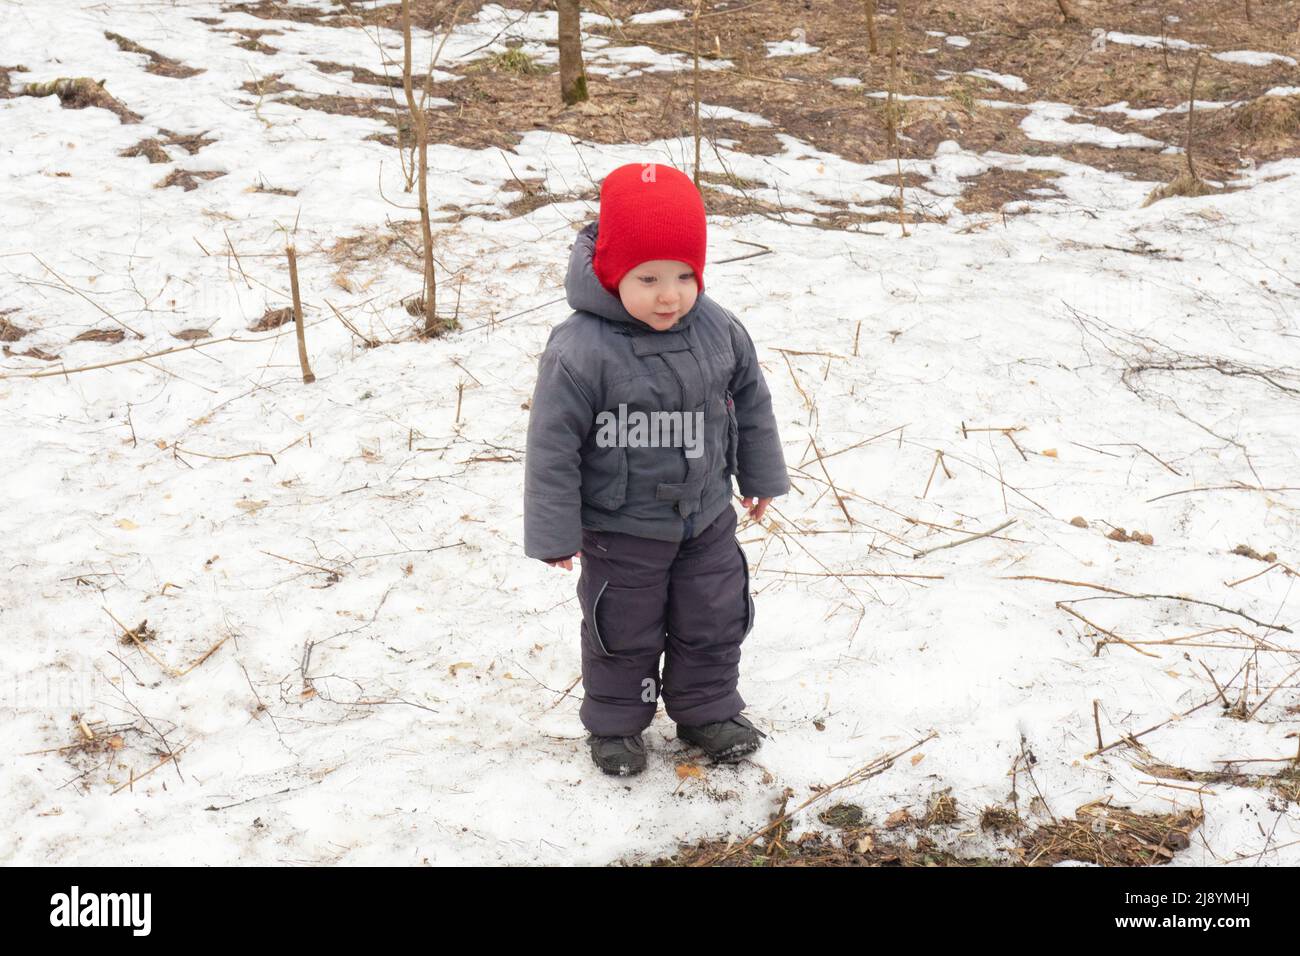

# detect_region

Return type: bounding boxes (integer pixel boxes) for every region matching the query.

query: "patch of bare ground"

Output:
[3,343,61,361]
[221,27,284,55]
[104,31,204,78]
[644,789,1209,866]
[120,129,216,163]
[208,1,1298,235]
[156,168,226,191]
[72,328,127,344]
[249,306,293,332]
[955,166,1065,215]
[171,328,213,341]
[239,73,295,96]
[0,312,30,341]
[312,60,403,89]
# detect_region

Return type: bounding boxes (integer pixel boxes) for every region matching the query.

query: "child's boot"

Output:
[588,732,647,776]
[677,713,765,763]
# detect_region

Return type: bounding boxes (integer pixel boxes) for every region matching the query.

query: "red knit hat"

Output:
[593,162,707,296]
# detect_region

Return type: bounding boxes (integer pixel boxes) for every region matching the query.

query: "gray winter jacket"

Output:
[523,221,790,561]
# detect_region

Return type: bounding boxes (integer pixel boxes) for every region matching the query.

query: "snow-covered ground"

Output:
[2,3,1298,866]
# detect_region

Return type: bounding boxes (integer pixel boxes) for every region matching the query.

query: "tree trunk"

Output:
[558,0,588,105]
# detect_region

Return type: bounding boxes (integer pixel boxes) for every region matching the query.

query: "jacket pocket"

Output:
[579,444,628,511]
[589,579,665,658]
[737,540,755,639]
[723,390,739,478]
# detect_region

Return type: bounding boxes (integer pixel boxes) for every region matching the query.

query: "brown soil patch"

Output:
[3,344,61,361]
[212,26,285,55]
[235,37,280,55]
[120,138,170,163]
[248,306,292,332]
[156,168,226,191]
[956,166,1065,214]
[73,328,127,344]
[171,328,213,341]
[240,73,295,96]
[0,313,30,342]
[120,129,216,163]
[280,92,400,121]
[312,60,403,89]
[105,31,204,79]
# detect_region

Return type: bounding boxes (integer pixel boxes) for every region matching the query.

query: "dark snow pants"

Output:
[576,503,755,737]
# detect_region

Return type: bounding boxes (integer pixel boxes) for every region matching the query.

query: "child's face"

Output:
[617,259,698,332]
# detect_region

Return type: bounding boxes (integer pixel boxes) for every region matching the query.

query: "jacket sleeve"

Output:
[524,342,596,561]
[727,313,791,499]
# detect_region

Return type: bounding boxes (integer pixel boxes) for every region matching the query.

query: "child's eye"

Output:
[639,276,655,284]
[679,273,694,281]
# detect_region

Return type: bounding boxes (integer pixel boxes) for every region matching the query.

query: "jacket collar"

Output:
[565,221,704,336]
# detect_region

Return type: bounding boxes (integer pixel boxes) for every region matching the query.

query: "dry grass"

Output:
[647,792,1209,867]
[1020,800,1204,866]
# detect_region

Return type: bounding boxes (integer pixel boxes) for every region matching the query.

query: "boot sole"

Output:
[596,760,646,776]
[677,734,760,764]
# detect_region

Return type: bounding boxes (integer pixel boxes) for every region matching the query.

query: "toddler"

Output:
[524,162,789,776]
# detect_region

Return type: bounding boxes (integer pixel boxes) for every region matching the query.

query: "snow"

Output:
[628,9,687,26]
[945,36,971,48]
[1020,102,1165,149]
[1213,50,1298,67]
[963,69,1028,92]
[2,2,1299,868]
[699,103,772,127]
[831,77,864,88]
[765,40,820,57]
[1104,32,1204,52]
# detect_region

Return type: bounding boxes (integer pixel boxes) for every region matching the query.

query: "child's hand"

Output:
[544,551,581,571]
[741,497,772,523]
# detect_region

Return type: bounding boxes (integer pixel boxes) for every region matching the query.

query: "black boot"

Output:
[677,713,765,763]
[588,733,647,776]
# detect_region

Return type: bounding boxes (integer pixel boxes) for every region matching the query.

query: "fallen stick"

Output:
[112,741,192,795]
[1056,602,1159,658]
[104,607,178,678]
[1085,695,1222,759]
[912,518,1016,559]
[286,244,316,384]
[172,443,277,465]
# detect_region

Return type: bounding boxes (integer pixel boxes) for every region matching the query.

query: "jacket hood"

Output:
[564,221,702,333]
